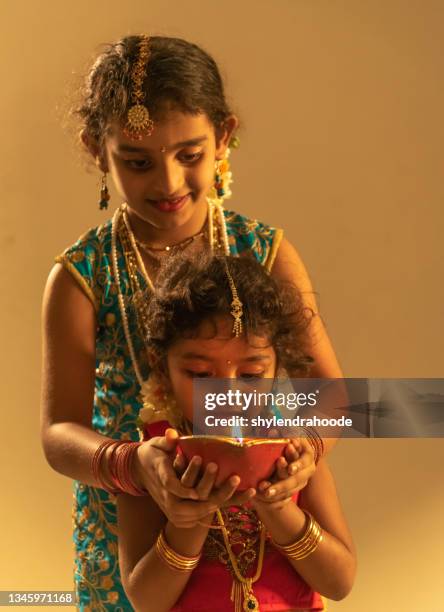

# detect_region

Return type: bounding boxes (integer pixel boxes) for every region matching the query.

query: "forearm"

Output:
[126,519,212,612]
[41,421,132,490]
[254,502,355,600]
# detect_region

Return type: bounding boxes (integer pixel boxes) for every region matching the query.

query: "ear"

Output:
[215,115,239,160]
[80,129,109,173]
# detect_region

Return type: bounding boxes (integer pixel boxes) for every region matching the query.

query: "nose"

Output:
[216,365,237,379]
[151,160,184,198]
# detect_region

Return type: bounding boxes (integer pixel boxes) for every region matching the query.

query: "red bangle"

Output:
[301,427,324,464]
[92,440,148,496]
[91,440,122,494]
[114,442,147,496]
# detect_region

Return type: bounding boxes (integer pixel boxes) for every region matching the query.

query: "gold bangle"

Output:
[272,510,323,561]
[155,530,201,573]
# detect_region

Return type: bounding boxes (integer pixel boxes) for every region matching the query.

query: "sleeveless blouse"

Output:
[54,208,323,611]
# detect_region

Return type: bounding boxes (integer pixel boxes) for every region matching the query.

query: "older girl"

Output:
[41,35,343,610]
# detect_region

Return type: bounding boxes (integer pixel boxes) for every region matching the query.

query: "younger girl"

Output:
[115,254,356,611]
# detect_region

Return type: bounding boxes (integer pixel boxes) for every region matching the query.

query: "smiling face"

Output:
[102,110,232,237]
[166,316,277,425]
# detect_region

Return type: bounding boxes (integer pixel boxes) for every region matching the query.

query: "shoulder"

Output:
[270,237,344,378]
[270,236,314,295]
[56,218,113,264]
[53,218,113,312]
[223,208,283,270]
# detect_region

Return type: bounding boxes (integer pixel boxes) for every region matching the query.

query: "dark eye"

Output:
[240,372,265,380]
[126,159,151,171]
[178,152,203,164]
[186,370,212,378]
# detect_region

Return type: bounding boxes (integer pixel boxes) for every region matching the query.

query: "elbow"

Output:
[40,422,68,475]
[327,581,354,602]
[41,425,56,468]
[323,560,357,601]
[122,578,145,612]
[124,574,170,612]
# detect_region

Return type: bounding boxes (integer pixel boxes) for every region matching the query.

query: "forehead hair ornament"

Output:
[224,259,243,337]
[124,35,154,140]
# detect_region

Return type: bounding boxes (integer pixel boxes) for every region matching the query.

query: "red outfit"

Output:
[144,421,324,611]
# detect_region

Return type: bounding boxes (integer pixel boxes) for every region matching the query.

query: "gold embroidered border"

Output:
[265,227,284,272]
[55,254,99,313]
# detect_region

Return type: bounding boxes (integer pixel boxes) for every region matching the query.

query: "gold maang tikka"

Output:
[224,259,244,337]
[124,35,154,140]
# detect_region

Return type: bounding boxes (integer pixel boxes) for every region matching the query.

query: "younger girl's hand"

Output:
[135,429,254,527]
[253,438,316,508]
[172,444,256,507]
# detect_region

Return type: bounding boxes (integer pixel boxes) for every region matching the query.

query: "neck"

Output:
[124,200,209,249]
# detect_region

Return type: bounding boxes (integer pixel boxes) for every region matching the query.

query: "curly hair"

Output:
[146,253,314,376]
[73,35,233,150]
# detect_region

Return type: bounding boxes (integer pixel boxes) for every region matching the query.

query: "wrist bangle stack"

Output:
[91,439,148,496]
[272,510,323,561]
[155,530,201,573]
[301,427,324,464]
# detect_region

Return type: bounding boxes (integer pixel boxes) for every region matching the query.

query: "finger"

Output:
[285,442,300,463]
[165,428,179,442]
[295,437,315,460]
[226,488,256,506]
[173,453,187,477]
[158,457,200,500]
[276,456,289,480]
[208,474,242,506]
[256,480,272,494]
[151,432,179,454]
[180,456,203,488]
[261,468,314,502]
[195,463,218,500]
[286,438,315,475]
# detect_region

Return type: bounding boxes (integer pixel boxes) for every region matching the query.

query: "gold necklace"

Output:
[215,509,265,612]
[135,228,207,254]
[111,199,230,390]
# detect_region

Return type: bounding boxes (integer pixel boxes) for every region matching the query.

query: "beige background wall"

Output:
[1,1,443,610]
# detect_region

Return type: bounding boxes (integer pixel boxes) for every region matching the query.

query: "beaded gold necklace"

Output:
[111,199,230,390]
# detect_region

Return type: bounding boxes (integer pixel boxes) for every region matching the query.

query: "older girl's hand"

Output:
[253,438,316,509]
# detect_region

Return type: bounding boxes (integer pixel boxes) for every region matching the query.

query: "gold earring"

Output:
[99,172,110,210]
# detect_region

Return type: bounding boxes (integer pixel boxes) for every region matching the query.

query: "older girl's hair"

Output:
[74,35,232,148]
[146,254,314,375]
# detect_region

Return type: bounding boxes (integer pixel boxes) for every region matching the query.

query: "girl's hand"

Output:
[134,429,254,527]
[172,448,256,509]
[174,453,256,523]
[134,429,200,500]
[253,438,316,509]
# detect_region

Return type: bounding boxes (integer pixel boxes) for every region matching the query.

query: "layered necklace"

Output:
[203,508,266,612]
[111,199,230,389]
